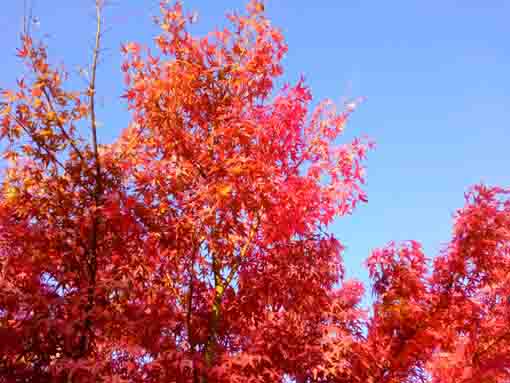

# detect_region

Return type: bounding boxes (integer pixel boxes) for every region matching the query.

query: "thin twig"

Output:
[9,113,66,171]
[41,88,86,163]
[222,214,260,291]
[89,0,103,196]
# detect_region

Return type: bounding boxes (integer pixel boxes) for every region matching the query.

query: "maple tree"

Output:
[0,1,509,383]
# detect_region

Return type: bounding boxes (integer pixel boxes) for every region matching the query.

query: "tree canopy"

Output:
[1,1,509,382]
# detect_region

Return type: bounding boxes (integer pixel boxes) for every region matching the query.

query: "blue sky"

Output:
[1,1,509,290]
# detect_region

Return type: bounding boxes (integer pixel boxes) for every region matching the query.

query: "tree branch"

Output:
[78,0,104,358]
[89,0,103,196]
[41,88,86,164]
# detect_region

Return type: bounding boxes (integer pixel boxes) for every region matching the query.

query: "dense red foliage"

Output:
[1,2,509,382]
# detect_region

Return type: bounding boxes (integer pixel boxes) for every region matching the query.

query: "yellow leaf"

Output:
[33,98,42,108]
[229,165,244,175]
[0,104,11,116]
[40,129,53,137]
[47,111,57,121]
[5,186,18,201]
[218,184,232,197]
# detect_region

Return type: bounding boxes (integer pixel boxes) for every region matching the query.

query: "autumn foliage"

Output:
[1,1,509,382]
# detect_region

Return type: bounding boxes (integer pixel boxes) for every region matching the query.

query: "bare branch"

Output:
[89,0,103,198]
[23,0,34,36]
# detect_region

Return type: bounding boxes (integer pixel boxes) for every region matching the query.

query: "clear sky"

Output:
[1,1,509,291]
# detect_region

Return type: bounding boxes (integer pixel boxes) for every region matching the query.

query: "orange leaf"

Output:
[218,184,232,197]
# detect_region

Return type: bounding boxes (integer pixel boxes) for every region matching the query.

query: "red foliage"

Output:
[1,2,508,382]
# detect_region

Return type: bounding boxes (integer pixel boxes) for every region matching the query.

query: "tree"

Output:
[0,1,509,383]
